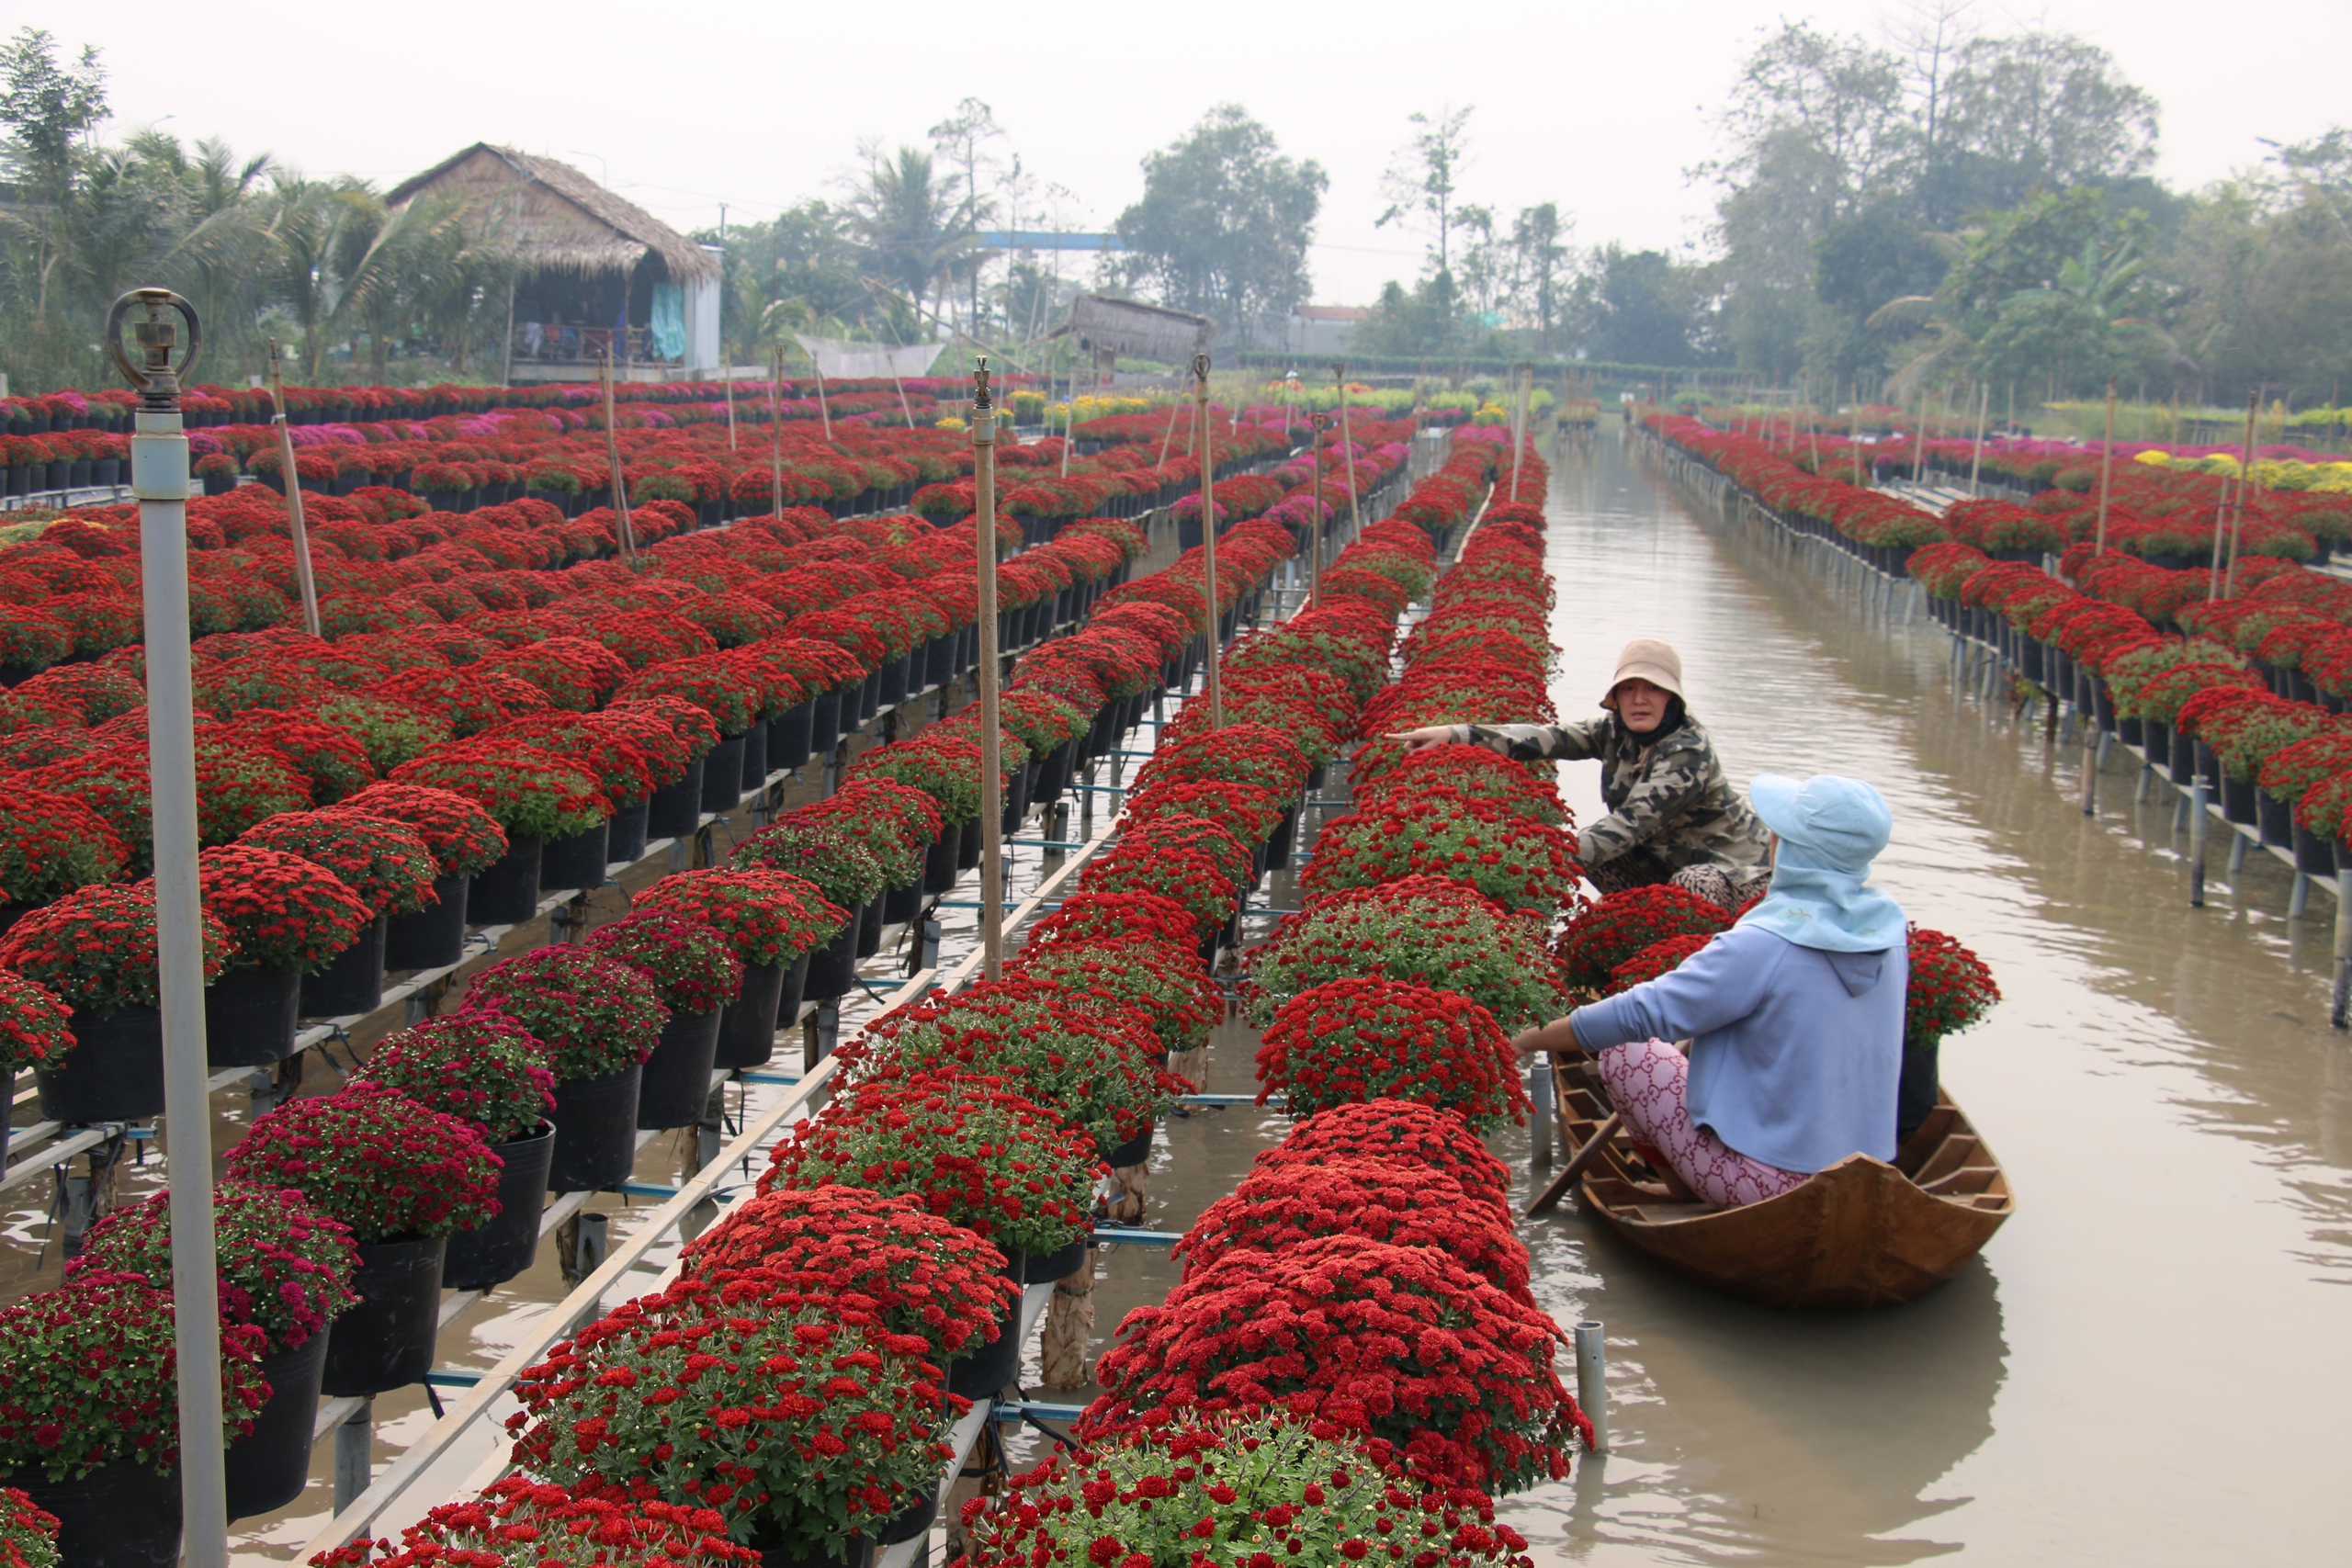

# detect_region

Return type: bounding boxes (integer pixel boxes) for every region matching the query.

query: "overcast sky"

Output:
[56,0,2352,309]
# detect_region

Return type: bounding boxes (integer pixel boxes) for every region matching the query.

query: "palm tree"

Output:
[843,146,976,328]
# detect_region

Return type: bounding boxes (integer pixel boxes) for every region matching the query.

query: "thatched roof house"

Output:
[390,143,720,381]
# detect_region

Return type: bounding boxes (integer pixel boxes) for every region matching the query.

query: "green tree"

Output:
[844,145,976,331]
[1351,271,1464,360]
[1569,246,1722,366]
[1375,106,1474,274]
[1111,104,1325,345]
[1508,203,1573,351]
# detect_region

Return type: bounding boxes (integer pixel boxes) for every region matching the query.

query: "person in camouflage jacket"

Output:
[1389,637,1770,908]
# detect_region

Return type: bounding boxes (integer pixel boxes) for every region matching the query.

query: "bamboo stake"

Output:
[2095,377,2118,553]
[2224,390,2260,598]
[972,359,1005,983]
[1194,354,1224,728]
[1509,362,1532,502]
[1308,413,1325,609]
[1336,361,1362,545]
[723,357,738,449]
[811,352,832,441]
[1968,382,1990,498]
[265,344,322,637]
[599,349,639,566]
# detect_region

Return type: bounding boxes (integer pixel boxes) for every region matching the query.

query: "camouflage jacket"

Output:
[1456,716,1769,874]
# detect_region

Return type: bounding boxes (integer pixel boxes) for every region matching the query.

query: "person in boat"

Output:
[1386,637,1770,909]
[1512,773,1908,1208]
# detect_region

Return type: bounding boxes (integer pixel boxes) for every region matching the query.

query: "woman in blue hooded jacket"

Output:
[1514,773,1909,1208]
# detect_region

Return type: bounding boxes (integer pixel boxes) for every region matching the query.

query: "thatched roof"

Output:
[387,144,719,284]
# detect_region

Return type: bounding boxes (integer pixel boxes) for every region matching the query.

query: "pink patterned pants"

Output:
[1593,1039,1808,1208]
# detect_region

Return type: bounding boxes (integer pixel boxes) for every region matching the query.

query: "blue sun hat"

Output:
[1736,773,1907,952]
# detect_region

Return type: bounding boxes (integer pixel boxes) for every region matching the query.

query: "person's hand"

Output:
[1510,1024,1549,1058]
[1512,1020,1576,1057]
[1384,726,1455,750]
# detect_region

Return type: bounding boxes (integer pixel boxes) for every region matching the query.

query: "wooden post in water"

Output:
[265,344,322,637]
[2095,378,2119,554]
[971,359,1005,983]
[2224,391,2261,597]
[599,349,639,566]
[1194,353,1225,728]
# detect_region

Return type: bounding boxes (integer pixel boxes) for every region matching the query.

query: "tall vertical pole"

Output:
[2095,377,2119,553]
[810,346,833,441]
[1967,382,1990,498]
[723,360,739,450]
[599,350,639,565]
[1335,361,1361,547]
[1509,362,1532,502]
[265,345,322,637]
[107,288,227,1568]
[1308,414,1326,610]
[972,359,1005,982]
[1193,354,1225,729]
[2225,390,2261,598]
[767,349,786,519]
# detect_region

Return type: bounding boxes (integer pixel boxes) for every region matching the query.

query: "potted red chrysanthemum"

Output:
[458,946,666,1193]
[189,845,372,1069]
[0,884,232,1123]
[0,788,130,934]
[73,1182,359,1520]
[386,746,608,926]
[311,1477,757,1568]
[223,1082,499,1399]
[633,868,847,1070]
[582,910,743,1132]
[0,1276,267,1567]
[1254,977,1529,1130]
[0,973,73,1168]
[0,1486,59,1568]
[235,809,439,1018]
[355,1011,560,1291]
[332,783,508,969]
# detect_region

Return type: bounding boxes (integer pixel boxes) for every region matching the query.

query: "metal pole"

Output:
[1336,362,1362,546]
[265,345,322,637]
[600,350,638,565]
[1967,382,1990,499]
[2333,870,2352,1030]
[107,288,228,1568]
[2095,378,2118,554]
[1573,1321,1609,1454]
[1193,354,1225,728]
[972,359,1005,982]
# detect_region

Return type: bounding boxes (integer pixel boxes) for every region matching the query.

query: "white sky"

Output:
[54,0,2352,309]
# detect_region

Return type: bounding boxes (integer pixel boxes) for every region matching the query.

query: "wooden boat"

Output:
[1528,1052,2013,1310]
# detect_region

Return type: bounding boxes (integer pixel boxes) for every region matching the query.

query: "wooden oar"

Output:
[1525,1111,1623,1217]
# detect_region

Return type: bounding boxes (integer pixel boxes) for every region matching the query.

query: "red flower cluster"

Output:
[1905,926,2001,1049]
[1249,876,1564,1034]
[1554,885,1732,995]
[356,1012,558,1143]
[330,781,508,878]
[238,808,439,917]
[1254,977,1529,1131]
[584,909,745,1016]
[634,867,848,969]
[0,972,74,1075]
[314,1476,757,1568]
[1256,1100,1514,1217]
[0,882,232,1017]
[1304,790,1580,922]
[0,1486,58,1568]
[458,945,667,1082]
[187,844,373,972]
[74,1180,359,1355]
[224,1080,501,1243]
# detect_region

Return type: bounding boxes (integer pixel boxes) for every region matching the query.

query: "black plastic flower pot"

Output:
[946,1256,1024,1400]
[2198,741,2223,794]
[223,1327,330,1520]
[955,815,983,872]
[803,916,862,1002]
[606,796,650,864]
[715,955,798,1070]
[2116,716,2143,749]
[857,668,881,724]
[322,1234,447,1398]
[702,735,748,815]
[547,1064,644,1193]
[2222,773,2260,825]
[2143,719,2173,769]
[1108,1122,1152,1169]
[771,700,815,772]
[884,876,924,925]
[878,1487,937,1546]
[538,818,611,895]
[878,655,910,707]
[1265,801,1302,871]
[386,871,469,970]
[6,1454,180,1568]
[444,1121,555,1290]
[1027,1232,1091,1283]
[301,914,387,1018]
[204,963,303,1068]
[639,1010,722,1129]
[740,717,769,790]
[1033,741,1074,807]
[1306,761,1329,793]
[923,824,963,894]
[809,687,843,754]
[2293,822,2337,876]
[753,1533,874,1568]
[648,760,706,839]
[38,1005,165,1123]
[469,835,544,926]
[1000,761,1035,833]
[854,894,885,960]
[2256,789,2296,848]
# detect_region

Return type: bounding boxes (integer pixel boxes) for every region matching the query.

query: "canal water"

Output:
[1068,425,2352,1567]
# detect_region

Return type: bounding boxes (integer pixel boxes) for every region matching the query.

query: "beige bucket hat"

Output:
[1599,637,1685,709]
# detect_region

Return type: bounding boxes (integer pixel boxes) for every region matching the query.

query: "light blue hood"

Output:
[1736,773,1907,954]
